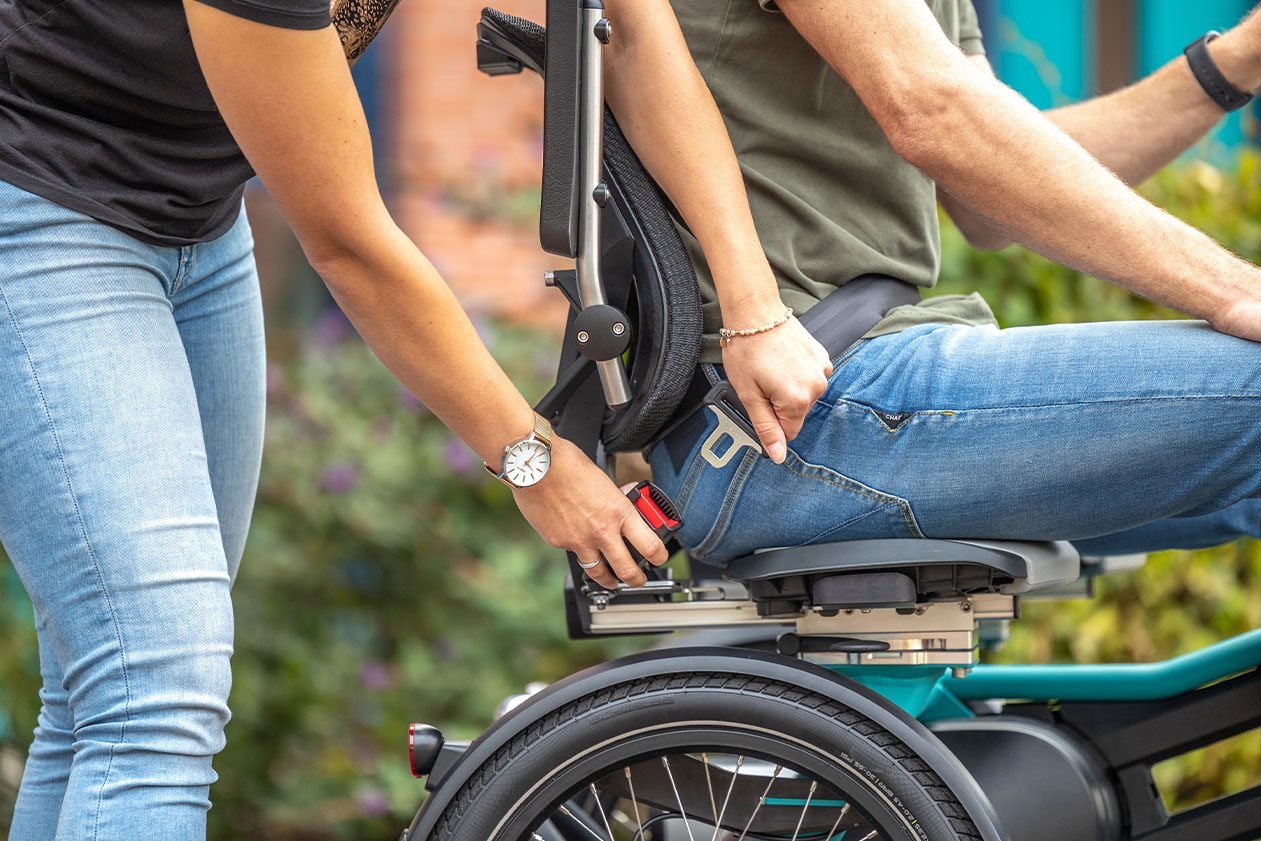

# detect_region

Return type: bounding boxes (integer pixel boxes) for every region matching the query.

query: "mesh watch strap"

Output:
[1184,32,1255,113]
[532,412,554,447]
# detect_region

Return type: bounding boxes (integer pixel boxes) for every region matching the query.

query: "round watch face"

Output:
[502,439,551,488]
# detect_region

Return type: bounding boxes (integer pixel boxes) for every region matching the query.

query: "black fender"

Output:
[405,646,1008,841]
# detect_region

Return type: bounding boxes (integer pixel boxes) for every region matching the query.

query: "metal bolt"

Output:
[543,270,556,286]
[594,18,612,44]
[612,322,626,336]
[952,667,971,680]
[577,330,591,343]
[960,601,972,612]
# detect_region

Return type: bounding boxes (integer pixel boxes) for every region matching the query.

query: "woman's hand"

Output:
[512,438,669,588]
[722,309,833,464]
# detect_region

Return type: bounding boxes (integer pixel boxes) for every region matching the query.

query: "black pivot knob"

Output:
[594,18,612,44]
[592,183,612,207]
[408,723,444,778]
[573,304,631,361]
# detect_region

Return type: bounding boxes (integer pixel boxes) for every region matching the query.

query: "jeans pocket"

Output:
[684,448,922,566]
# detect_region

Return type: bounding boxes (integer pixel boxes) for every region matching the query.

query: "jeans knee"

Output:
[73,628,234,760]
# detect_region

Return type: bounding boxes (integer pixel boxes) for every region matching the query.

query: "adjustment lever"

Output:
[776,633,892,659]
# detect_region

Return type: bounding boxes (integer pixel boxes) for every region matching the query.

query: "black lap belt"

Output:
[649,274,920,469]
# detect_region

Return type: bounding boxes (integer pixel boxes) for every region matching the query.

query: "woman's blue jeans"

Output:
[0,180,265,839]
[652,321,1261,566]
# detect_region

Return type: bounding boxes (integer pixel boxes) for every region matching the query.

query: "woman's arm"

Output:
[603,0,832,463]
[183,1,666,587]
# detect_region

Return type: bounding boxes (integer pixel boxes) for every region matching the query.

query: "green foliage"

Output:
[3,155,1261,836]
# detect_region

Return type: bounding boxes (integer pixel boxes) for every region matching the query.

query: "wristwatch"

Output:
[485,413,555,489]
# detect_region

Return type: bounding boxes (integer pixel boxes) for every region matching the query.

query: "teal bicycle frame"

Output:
[836,627,1261,722]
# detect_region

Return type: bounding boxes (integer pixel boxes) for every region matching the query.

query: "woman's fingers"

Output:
[623,512,670,567]
[578,554,620,589]
[597,531,648,587]
[744,391,789,463]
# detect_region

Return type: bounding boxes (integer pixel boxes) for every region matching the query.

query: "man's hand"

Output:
[1213,298,1261,343]
[512,438,669,588]
[722,312,833,464]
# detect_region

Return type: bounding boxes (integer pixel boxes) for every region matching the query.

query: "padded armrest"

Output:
[540,0,582,257]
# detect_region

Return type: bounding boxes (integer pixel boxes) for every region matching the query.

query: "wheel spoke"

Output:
[623,767,646,838]
[789,780,817,841]
[558,804,607,841]
[824,802,852,840]
[708,755,744,841]
[734,764,784,841]
[858,831,880,841]
[661,756,698,841]
[589,784,615,840]
[701,753,718,829]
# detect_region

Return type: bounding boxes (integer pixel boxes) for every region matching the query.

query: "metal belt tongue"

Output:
[698,382,763,469]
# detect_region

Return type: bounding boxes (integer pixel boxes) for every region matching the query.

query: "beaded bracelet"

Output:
[718,307,794,347]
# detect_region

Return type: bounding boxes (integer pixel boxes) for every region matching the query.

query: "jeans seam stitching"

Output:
[802,503,903,545]
[693,450,758,558]
[0,281,133,839]
[782,449,924,538]
[782,450,903,507]
[834,394,1261,415]
[676,455,706,512]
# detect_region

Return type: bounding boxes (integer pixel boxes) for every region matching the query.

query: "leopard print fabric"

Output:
[330,0,404,62]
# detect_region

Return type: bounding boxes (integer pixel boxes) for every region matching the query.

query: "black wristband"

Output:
[1184,31,1255,112]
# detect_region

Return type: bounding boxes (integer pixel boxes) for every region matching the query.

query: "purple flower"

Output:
[356,786,390,817]
[396,387,428,414]
[443,438,478,477]
[319,461,360,494]
[359,660,393,691]
[311,308,351,347]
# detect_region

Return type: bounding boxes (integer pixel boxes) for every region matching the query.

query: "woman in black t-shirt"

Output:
[0,0,830,835]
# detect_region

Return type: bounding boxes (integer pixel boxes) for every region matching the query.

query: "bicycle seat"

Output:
[725,538,1081,610]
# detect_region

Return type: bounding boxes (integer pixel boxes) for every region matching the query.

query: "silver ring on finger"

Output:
[576,557,602,570]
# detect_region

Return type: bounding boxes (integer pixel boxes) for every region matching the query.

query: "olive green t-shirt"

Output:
[671,0,999,361]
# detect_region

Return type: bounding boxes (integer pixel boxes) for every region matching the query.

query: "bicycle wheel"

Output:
[424,670,985,841]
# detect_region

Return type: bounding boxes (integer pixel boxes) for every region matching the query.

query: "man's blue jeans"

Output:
[651,321,1261,566]
[0,179,265,839]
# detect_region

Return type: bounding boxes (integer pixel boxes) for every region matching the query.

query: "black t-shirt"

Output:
[0,0,331,246]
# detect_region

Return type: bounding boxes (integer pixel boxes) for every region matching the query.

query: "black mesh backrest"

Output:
[481,8,701,451]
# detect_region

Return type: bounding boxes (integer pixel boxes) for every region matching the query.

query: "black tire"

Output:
[427,671,984,841]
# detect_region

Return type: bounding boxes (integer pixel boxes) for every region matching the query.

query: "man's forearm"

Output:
[1050,19,1261,186]
[603,0,782,323]
[778,0,1261,327]
[932,70,1257,324]
[946,13,1261,250]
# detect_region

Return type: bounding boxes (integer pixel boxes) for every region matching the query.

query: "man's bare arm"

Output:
[944,11,1261,249]
[777,0,1261,339]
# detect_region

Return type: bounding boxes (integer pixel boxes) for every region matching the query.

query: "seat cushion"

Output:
[724,538,1081,594]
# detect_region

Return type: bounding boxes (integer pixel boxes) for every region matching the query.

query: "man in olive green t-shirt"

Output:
[674,0,998,362]
[647,0,1261,563]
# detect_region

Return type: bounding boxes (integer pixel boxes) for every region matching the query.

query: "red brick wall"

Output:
[387,0,568,330]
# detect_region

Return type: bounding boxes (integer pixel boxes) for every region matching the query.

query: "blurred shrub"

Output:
[2,155,1260,836]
